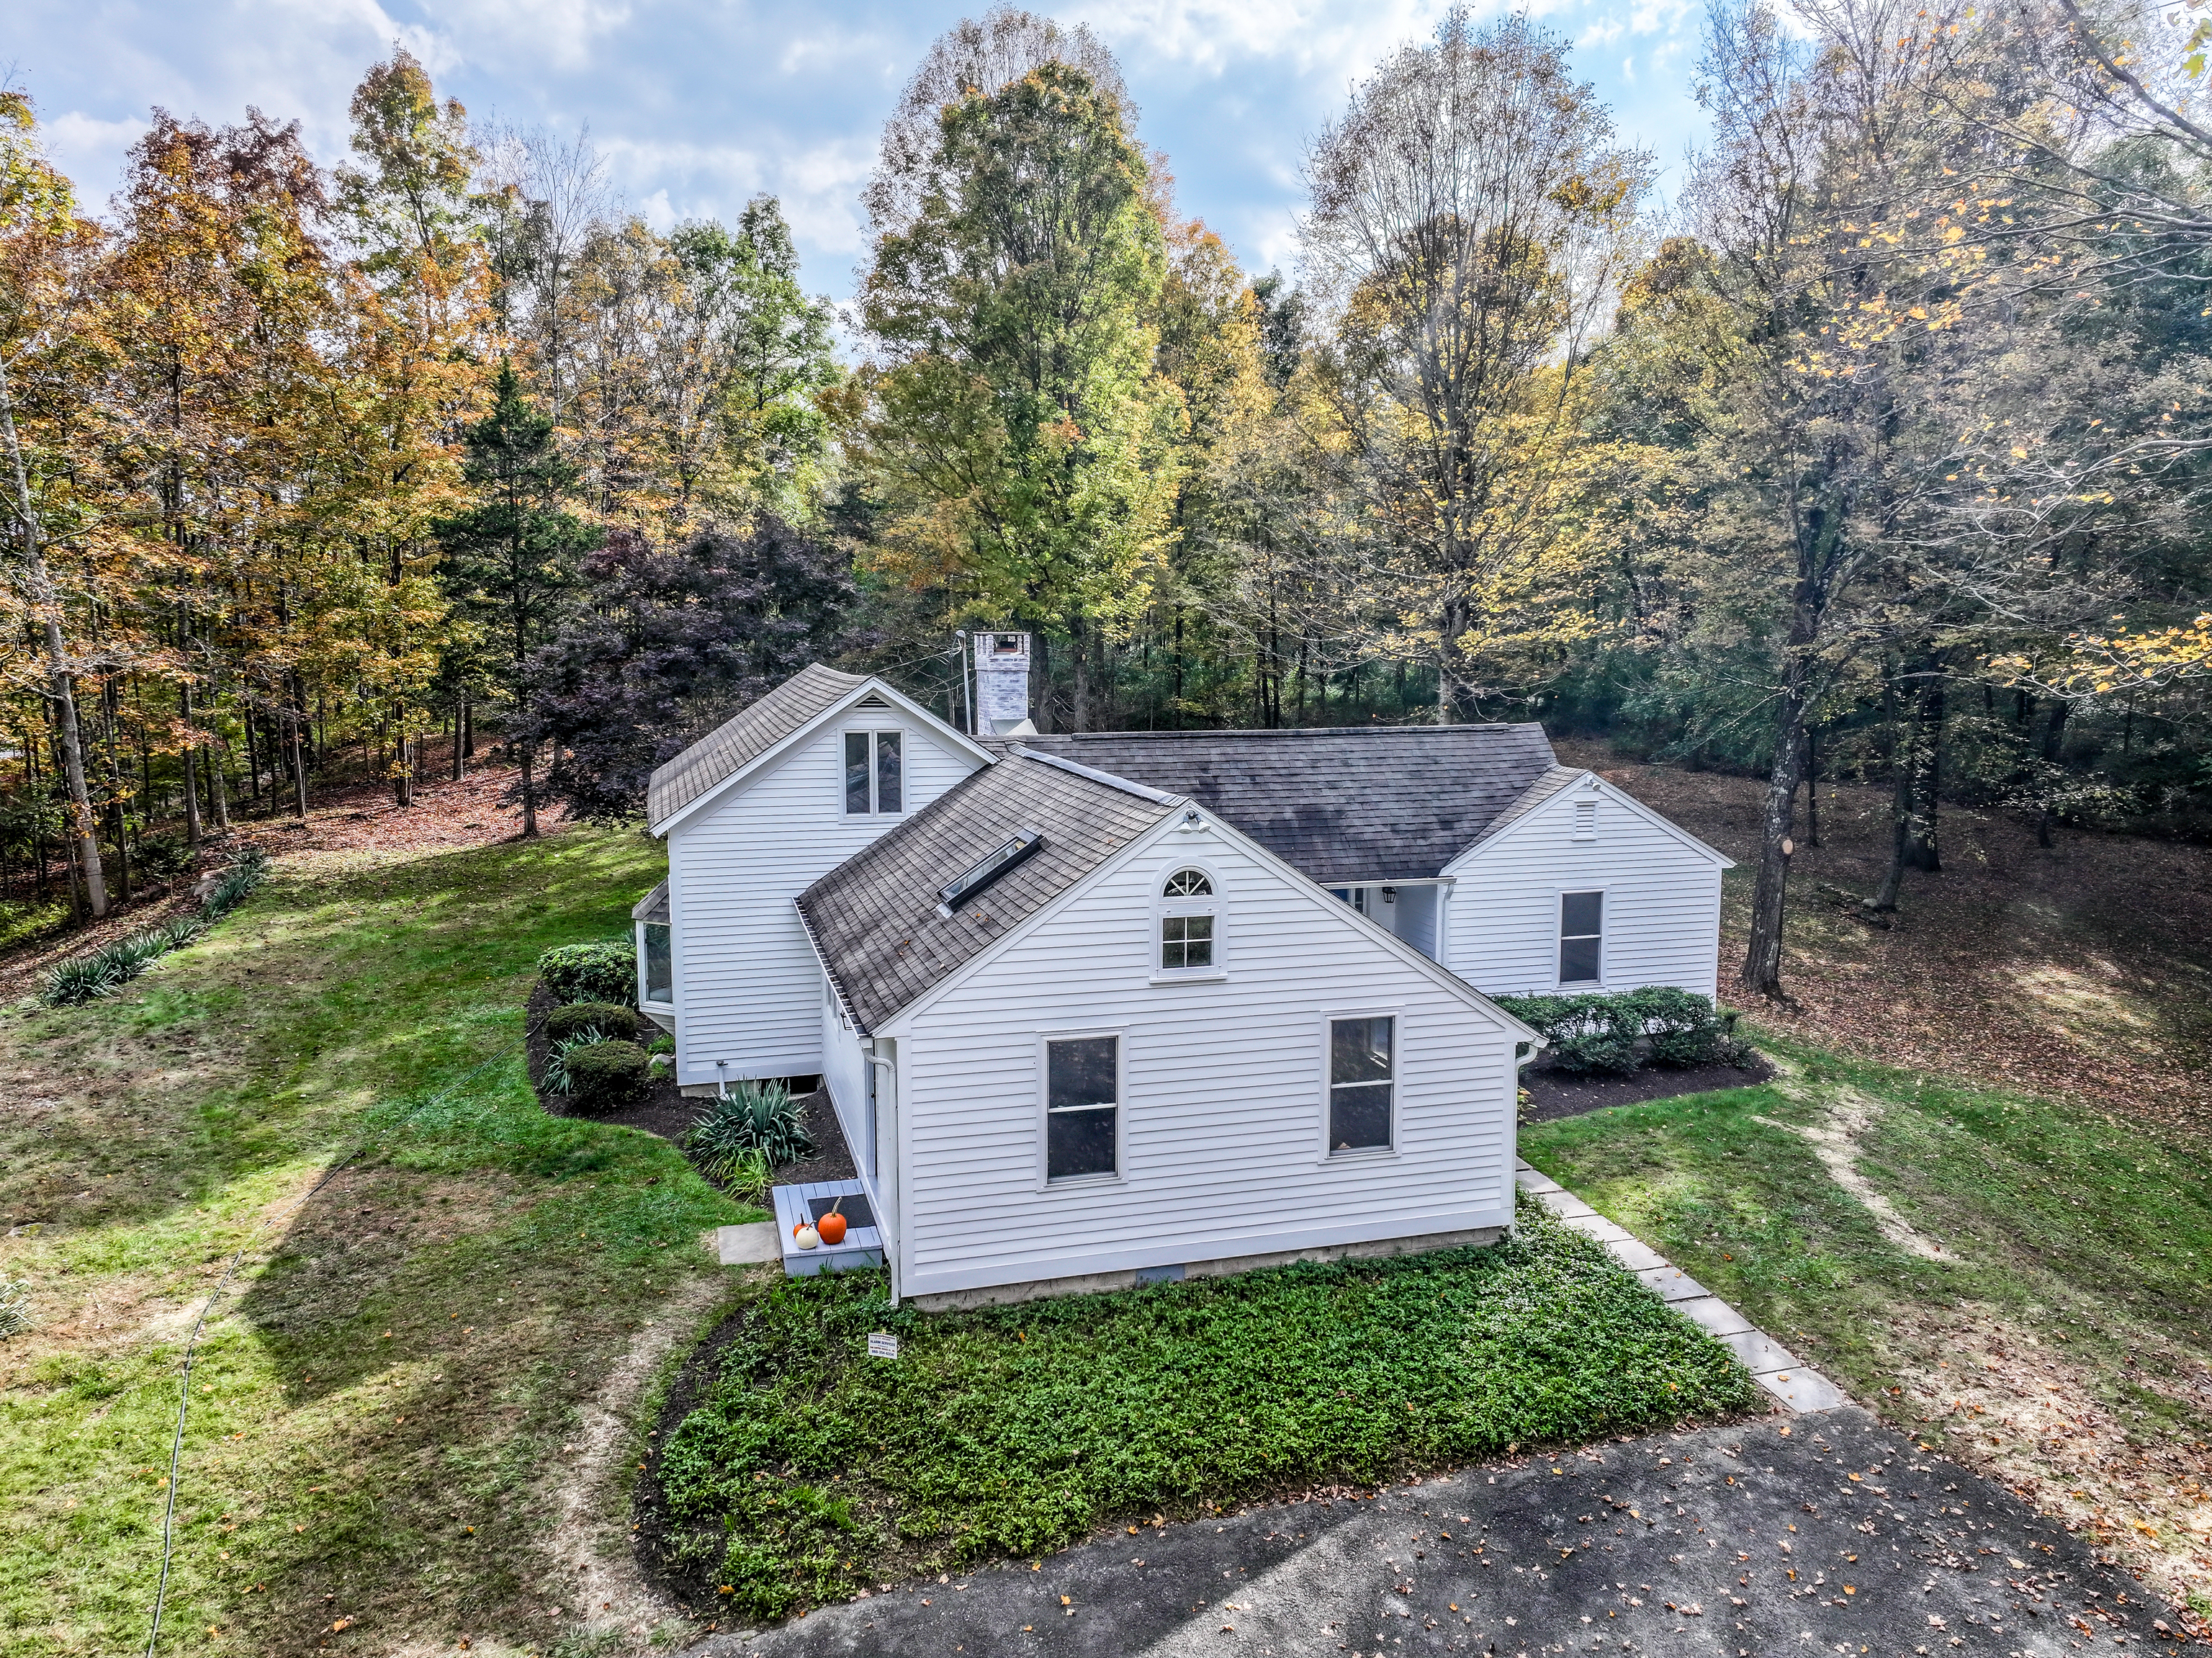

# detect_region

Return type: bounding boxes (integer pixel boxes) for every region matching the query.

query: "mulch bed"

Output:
[1518,1053,1775,1124]
[522,981,859,1188]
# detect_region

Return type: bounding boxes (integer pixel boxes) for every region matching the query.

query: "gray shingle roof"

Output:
[981,725,1557,883]
[1464,765,1584,851]
[631,879,670,924]
[796,753,1176,1032]
[647,663,866,828]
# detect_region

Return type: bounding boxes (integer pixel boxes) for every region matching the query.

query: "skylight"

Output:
[937,828,1045,915]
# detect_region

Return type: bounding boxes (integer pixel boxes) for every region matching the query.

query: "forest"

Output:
[1,0,2208,998]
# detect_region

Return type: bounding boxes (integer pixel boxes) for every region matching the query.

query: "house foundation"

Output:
[907,1224,1508,1313]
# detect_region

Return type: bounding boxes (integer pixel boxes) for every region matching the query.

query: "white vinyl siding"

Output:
[667,720,980,1085]
[1442,784,1724,998]
[885,826,1519,1300]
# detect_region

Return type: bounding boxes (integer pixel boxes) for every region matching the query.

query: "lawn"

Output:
[647,1198,1759,1622]
[0,825,757,1658]
[1519,1036,2212,1621]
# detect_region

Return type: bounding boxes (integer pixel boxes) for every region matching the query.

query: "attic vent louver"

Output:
[937,827,1045,916]
[854,694,890,708]
[1573,798,1597,841]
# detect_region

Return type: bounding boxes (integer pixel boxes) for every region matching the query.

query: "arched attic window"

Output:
[1159,868,1217,972]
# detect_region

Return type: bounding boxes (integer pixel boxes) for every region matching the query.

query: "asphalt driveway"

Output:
[699,1407,2167,1657]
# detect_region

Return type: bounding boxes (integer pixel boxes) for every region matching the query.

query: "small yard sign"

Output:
[867,1331,900,1359]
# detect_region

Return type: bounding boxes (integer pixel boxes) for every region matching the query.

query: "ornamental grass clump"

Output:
[38,954,122,1007]
[202,843,270,921]
[685,1080,811,1181]
[39,845,269,1007]
[0,1276,28,1340]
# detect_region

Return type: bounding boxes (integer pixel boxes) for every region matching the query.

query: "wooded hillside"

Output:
[3,1,2208,1001]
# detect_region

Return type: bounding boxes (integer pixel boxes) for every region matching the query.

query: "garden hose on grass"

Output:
[142,1014,545,1658]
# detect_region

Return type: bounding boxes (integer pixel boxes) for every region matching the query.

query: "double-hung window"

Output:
[1045,1035,1119,1181]
[844,730,903,815]
[1328,1016,1394,1154]
[1559,890,1604,984]
[1158,867,1216,972]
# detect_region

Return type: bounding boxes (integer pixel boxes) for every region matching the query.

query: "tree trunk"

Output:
[181,683,202,848]
[518,741,539,838]
[211,736,230,832]
[0,351,108,918]
[1902,668,1944,873]
[1800,727,1821,848]
[462,696,475,760]
[1071,614,1091,732]
[289,707,308,819]
[1740,693,1807,1000]
[452,699,466,780]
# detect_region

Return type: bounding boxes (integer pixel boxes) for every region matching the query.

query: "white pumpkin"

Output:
[793,1222,820,1250]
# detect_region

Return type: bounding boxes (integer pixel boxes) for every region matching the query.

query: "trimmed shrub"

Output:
[1624,986,1748,1067]
[542,1030,608,1095]
[544,1000,644,1046]
[685,1080,813,1177]
[1494,987,1745,1075]
[537,936,637,1006]
[566,1040,651,1111]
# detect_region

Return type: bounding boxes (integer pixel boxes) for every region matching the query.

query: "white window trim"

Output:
[1316,1005,1402,1165]
[1557,884,1609,990]
[839,726,909,819]
[636,918,675,1006]
[1035,1026,1128,1191]
[1153,861,1225,982]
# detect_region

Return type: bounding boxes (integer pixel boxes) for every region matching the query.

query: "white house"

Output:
[637,641,1731,1309]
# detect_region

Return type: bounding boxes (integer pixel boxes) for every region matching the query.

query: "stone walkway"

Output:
[1515,1158,1848,1415]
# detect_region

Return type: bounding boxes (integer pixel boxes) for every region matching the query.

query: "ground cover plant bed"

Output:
[639,1197,1760,1623]
[0,821,757,1658]
[1519,1036,2212,1630]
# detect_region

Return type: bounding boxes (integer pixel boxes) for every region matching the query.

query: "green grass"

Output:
[1519,1034,2212,1608]
[0,828,757,1658]
[654,1198,1759,1621]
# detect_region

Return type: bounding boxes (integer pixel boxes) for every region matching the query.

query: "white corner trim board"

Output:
[1513,1160,1847,1415]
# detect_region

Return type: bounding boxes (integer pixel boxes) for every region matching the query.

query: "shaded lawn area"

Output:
[646,1200,1760,1623]
[1552,742,2212,1135]
[0,827,756,1658]
[1519,1038,2212,1624]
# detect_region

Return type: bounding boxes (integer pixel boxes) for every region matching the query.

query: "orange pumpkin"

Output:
[817,1203,848,1247]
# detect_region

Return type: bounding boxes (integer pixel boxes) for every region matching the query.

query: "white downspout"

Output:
[865,1038,902,1307]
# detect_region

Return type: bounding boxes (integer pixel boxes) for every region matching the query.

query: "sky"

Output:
[8,0,1712,313]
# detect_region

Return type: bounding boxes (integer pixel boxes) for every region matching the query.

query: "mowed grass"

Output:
[1519,1036,2212,1613]
[0,828,755,1658]
[652,1198,1760,1621]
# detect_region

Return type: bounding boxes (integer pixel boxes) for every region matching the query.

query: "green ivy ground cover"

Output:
[652,1198,1758,1621]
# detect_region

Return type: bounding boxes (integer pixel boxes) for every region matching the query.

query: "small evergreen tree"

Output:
[434,363,601,834]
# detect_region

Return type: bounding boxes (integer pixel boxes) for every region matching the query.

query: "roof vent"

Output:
[936,827,1046,916]
[854,694,890,709]
[1573,798,1597,842]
